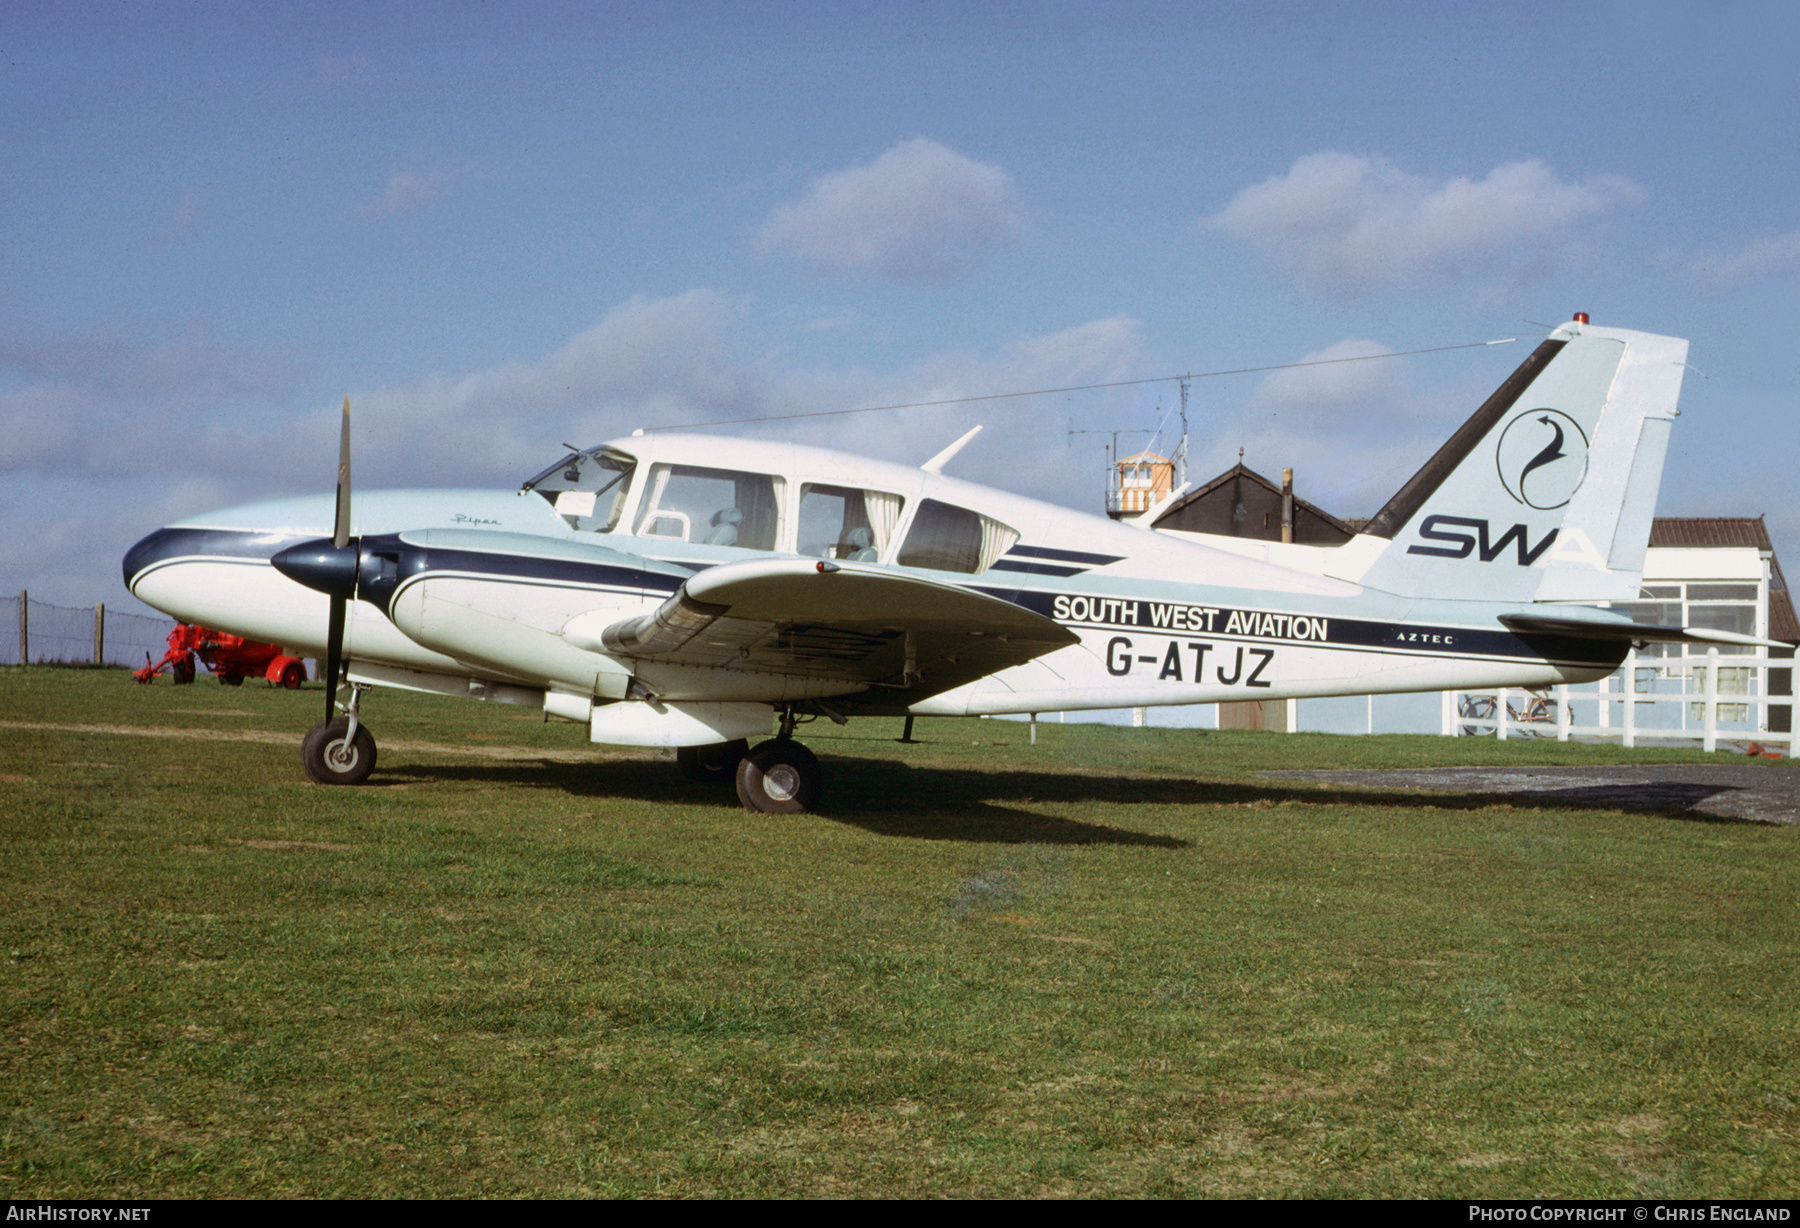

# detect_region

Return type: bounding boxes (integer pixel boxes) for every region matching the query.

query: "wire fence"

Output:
[2,591,176,668]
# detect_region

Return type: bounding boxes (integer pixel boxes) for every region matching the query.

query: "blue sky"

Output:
[4,1,1796,611]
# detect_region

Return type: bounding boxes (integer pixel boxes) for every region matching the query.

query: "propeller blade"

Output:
[325,395,352,721]
[323,594,345,725]
[333,395,352,549]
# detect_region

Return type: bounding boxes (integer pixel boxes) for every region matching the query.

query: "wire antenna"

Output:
[638,337,1517,433]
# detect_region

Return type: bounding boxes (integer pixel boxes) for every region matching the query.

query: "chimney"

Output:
[1281,468,1294,544]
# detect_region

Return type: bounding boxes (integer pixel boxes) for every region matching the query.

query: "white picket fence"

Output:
[1448,646,1794,752]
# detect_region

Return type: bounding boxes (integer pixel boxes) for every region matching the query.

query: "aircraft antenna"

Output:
[1176,378,1190,491]
[1068,425,1152,515]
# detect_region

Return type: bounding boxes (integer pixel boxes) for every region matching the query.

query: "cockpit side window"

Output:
[523,448,638,533]
[896,499,1020,574]
[798,484,905,561]
[635,464,782,551]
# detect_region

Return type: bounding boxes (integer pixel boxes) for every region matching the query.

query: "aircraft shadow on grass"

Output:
[382,753,1766,843]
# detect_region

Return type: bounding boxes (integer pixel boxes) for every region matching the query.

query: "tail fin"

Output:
[1354,317,1687,603]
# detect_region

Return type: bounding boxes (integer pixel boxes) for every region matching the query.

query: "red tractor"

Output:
[134,623,309,689]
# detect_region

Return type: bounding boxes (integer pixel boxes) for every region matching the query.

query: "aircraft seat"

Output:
[844,526,878,561]
[705,507,744,546]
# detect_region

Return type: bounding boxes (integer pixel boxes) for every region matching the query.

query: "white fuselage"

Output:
[125,433,1625,742]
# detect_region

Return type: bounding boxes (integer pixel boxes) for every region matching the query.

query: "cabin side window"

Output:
[896,499,1019,574]
[635,464,782,551]
[798,484,905,561]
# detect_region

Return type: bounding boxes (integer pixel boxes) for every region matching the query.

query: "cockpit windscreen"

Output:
[521,447,638,533]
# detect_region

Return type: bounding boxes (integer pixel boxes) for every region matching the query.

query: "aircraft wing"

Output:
[1499,611,1789,649]
[563,557,1079,695]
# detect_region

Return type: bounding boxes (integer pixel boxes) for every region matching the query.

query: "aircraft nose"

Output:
[122,527,183,591]
[271,539,360,598]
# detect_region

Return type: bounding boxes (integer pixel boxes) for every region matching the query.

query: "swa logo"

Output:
[1496,409,1589,510]
[1408,516,1558,565]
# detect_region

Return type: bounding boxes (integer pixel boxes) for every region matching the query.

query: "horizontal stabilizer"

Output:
[1499,611,1786,650]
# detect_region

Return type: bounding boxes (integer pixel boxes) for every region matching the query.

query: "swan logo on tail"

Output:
[1497,409,1589,510]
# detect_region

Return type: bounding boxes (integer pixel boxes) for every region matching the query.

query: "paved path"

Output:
[1261,763,1800,825]
[0,719,653,763]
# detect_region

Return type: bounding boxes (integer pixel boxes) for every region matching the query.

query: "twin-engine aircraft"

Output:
[124,316,1771,812]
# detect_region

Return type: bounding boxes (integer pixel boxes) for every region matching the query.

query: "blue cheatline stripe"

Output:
[972,585,1626,669]
[989,559,1087,577]
[123,527,314,585]
[1005,544,1124,566]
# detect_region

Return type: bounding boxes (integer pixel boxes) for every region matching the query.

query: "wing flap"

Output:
[564,558,1078,692]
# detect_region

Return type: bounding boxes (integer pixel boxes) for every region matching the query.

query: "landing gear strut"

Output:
[302,683,377,785]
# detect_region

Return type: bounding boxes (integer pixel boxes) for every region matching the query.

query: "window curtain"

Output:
[734,474,781,551]
[977,516,1020,573]
[864,490,904,553]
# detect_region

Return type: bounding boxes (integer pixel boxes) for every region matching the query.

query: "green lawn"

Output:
[3,667,1796,1198]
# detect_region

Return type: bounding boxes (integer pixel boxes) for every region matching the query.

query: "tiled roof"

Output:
[1771,590,1800,644]
[1159,463,1358,537]
[1648,517,1774,549]
[1644,519,1796,642]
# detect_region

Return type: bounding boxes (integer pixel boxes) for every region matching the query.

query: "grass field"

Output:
[3,666,1797,1198]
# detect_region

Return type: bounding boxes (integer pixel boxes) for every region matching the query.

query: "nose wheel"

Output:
[302,682,376,785]
[302,717,377,785]
[735,739,822,814]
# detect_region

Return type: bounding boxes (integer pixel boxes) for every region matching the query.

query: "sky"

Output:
[3,0,1797,614]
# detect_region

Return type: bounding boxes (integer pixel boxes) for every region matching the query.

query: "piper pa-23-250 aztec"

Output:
[123,315,1776,813]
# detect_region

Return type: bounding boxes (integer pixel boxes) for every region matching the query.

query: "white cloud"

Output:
[1245,338,1403,416]
[345,296,1144,506]
[1187,339,1475,517]
[0,293,1151,605]
[0,382,92,470]
[337,290,764,485]
[1211,153,1639,298]
[0,333,265,478]
[758,138,1021,280]
[765,316,1145,492]
[359,170,451,217]
[1697,228,1800,281]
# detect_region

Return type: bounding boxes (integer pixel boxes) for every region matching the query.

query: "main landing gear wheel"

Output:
[677,739,750,783]
[302,717,377,786]
[735,739,822,814]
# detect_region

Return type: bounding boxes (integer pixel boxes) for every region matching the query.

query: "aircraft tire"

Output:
[677,739,750,783]
[302,718,378,786]
[736,739,822,814]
